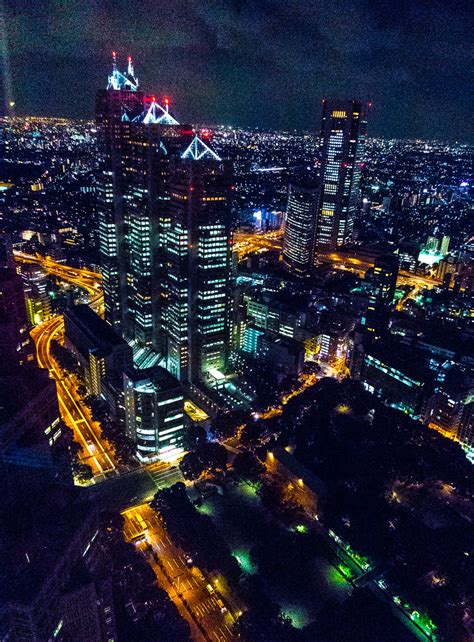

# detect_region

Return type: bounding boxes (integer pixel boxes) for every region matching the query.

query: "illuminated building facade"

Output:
[163,145,233,384]
[95,56,144,333]
[96,56,233,388]
[282,183,319,276]
[63,304,133,401]
[314,99,368,254]
[123,366,185,462]
[360,347,429,418]
[19,263,52,326]
[361,254,399,340]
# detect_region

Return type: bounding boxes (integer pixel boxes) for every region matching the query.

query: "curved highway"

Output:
[20,253,116,478]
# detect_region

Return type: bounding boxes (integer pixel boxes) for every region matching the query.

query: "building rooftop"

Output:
[126,365,182,393]
[272,447,327,499]
[0,366,53,426]
[366,338,434,385]
[64,304,127,351]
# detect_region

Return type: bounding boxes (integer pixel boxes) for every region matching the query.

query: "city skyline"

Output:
[0,7,472,640]
[1,1,474,143]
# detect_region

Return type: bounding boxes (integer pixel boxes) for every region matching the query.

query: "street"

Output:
[122,503,239,642]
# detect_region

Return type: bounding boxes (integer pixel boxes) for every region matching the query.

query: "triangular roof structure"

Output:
[107,52,139,91]
[181,135,221,161]
[132,99,179,125]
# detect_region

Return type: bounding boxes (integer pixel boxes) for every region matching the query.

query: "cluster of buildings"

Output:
[0,253,116,641]
[0,235,67,481]
[282,100,368,275]
[1,55,472,466]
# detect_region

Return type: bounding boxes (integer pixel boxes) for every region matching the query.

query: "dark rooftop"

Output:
[64,304,127,351]
[126,365,182,393]
[366,338,434,385]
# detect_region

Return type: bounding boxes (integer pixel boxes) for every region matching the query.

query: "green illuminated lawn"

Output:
[232,548,257,574]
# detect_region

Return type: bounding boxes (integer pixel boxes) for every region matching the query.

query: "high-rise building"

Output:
[426,235,439,252]
[96,56,233,388]
[19,263,52,326]
[282,183,318,277]
[440,235,450,255]
[361,254,399,340]
[0,267,35,367]
[163,142,233,384]
[63,304,133,404]
[314,99,368,254]
[0,479,115,642]
[123,366,185,462]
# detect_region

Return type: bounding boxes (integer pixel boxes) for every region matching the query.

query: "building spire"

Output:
[107,52,139,92]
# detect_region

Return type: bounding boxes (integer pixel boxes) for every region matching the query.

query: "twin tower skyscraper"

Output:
[97,55,369,388]
[283,99,369,276]
[96,55,233,387]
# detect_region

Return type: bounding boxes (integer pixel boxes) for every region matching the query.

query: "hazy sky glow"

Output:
[2,0,473,141]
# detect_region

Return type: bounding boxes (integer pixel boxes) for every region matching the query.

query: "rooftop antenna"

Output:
[127,55,134,77]
[112,50,118,71]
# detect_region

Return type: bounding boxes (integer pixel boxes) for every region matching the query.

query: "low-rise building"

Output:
[64,304,133,400]
[360,340,433,418]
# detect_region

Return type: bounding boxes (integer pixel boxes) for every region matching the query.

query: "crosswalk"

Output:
[123,505,236,642]
[210,624,234,641]
[146,462,183,489]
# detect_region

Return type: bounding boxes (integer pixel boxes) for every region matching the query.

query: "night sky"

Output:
[2,0,473,142]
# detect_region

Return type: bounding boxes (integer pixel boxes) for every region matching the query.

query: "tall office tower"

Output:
[163,138,233,384]
[282,183,319,277]
[440,235,450,255]
[426,235,439,252]
[96,54,179,343]
[361,254,399,340]
[96,53,144,333]
[314,99,368,254]
[96,56,233,387]
[0,267,35,367]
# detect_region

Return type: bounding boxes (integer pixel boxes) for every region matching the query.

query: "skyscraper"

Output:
[314,99,368,255]
[426,235,439,252]
[96,56,233,388]
[163,138,233,384]
[282,183,318,277]
[95,55,144,334]
[361,254,399,340]
[440,235,450,255]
